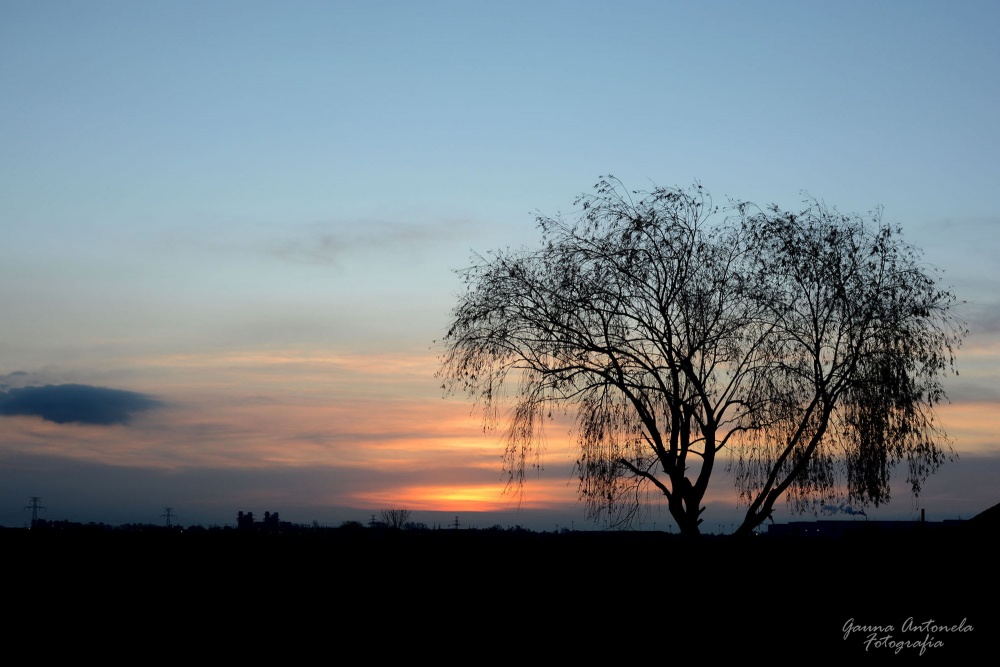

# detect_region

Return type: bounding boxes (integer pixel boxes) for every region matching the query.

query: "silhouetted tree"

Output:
[403,521,428,531]
[439,177,965,536]
[380,508,412,529]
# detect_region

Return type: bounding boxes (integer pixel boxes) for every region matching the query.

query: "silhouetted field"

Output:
[4,521,992,658]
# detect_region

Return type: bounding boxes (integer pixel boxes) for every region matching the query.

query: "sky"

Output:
[1,0,998,532]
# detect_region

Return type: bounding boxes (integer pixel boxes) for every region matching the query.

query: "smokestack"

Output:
[921,508,925,522]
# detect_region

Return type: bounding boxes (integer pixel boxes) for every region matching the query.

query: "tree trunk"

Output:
[669,477,705,537]
[732,513,764,538]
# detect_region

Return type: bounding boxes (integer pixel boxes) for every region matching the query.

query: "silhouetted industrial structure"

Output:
[24,496,45,526]
[767,516,964,538]
[236,510,290,533]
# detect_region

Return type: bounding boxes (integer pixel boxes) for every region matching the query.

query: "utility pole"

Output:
[24,496,45,526]
[161,507,176,527]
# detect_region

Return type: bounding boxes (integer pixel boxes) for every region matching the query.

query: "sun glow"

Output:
[350,475,581,512]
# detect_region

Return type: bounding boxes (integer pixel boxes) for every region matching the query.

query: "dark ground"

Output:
[5,521,993,660]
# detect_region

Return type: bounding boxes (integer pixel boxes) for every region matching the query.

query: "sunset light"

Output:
[1,1,997,534]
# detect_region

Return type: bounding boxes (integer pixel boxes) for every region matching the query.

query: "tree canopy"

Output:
[439,178,965,536]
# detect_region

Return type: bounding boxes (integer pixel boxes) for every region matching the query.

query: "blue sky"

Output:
[1,1,998,530]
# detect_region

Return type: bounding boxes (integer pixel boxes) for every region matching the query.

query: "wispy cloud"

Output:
[270,218,480,267]
[960,298,1000,336]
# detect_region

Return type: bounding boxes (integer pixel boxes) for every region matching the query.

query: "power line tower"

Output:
[24,496,45,526]
[161,507,176,527]
[452,515,460,530]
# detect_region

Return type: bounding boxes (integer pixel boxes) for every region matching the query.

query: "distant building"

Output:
[767,518,963,538]
[236,510,291,533]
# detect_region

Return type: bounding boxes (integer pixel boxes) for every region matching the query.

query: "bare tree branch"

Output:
[380,508,412,529]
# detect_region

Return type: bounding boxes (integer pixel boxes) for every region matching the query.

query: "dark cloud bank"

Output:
[0,384,160,425]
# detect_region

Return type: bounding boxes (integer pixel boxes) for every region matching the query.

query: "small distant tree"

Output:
[439,177,965,537]
[339,520,364,531]
[403,521,428,531]
[380,508,412,529]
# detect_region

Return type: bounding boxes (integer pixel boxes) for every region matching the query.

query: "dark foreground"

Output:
[5,522,993,660]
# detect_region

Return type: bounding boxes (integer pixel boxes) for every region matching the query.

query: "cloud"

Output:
[960,298,1000,336]
[271,218,478,266]
[0,384,161,425]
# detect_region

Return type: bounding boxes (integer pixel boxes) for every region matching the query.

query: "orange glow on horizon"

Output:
[351,477,581,512]
[3,342,995,524]
[933,401,1000,454]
